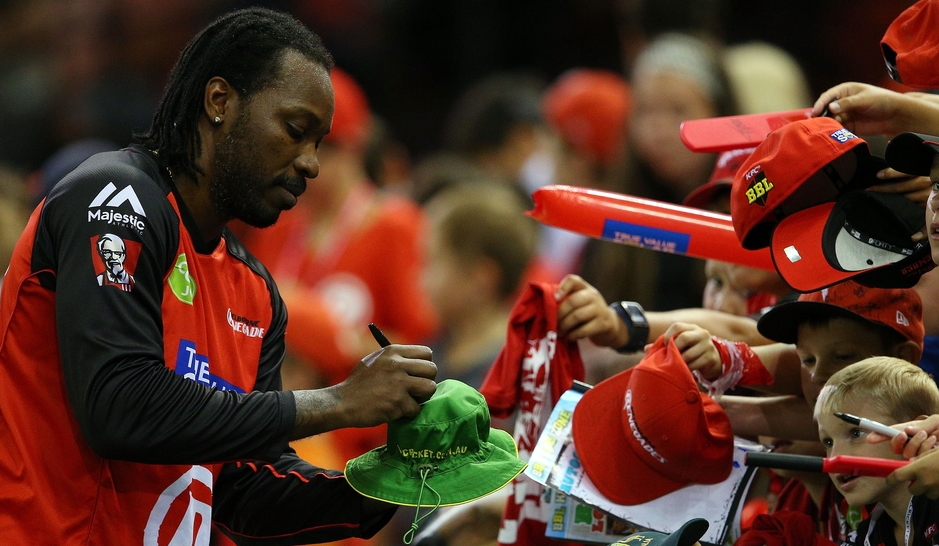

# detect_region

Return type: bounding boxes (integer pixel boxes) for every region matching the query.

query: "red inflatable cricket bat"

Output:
[680,108,813,153]
[527,185,775,271]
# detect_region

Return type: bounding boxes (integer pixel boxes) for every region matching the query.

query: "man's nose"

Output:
[294,142,320,179]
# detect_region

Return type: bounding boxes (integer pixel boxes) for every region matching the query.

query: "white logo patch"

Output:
[89,182,147,216]
[897,311,910,327]
[88,182,147,232]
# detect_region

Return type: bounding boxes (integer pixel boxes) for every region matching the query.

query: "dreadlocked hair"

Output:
[134,7,334,181]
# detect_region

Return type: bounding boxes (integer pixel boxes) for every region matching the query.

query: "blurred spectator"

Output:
[0,0,224,171]
[722,41,813,115]
[362,114,413,194]
[627,32,735,200]
[538,67,632,280]
[616,0,728,75]
[579,32,736,311]
[441,71,553,205]
[409,150,491,206]
[422,181,538,390]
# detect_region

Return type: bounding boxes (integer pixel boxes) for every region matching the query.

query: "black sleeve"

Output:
[212,451,397,545]
[40,153,293,464]
[210,235,395,545]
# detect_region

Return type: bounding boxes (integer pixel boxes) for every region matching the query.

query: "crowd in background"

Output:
[0,1,930,546]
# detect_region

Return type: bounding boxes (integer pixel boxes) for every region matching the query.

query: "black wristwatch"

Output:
[610,301,650,353]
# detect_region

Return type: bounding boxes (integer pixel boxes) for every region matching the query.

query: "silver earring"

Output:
[214,116,222,124]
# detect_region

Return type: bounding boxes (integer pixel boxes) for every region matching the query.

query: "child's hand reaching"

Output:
[663,322,722,381]
[555,274,627,349]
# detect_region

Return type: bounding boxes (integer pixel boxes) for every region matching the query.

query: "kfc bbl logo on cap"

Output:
[744,171,774,206]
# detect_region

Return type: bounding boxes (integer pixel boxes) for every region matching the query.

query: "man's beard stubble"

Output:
[211,114,282,229]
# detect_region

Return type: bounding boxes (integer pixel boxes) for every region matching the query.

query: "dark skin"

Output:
[170,51,438,515]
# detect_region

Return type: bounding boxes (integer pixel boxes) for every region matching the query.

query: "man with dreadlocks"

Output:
[0,7,437,544]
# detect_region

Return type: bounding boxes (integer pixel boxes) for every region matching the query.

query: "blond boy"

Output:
[815,357,939,546]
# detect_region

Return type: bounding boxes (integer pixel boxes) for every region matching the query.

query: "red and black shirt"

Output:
[0,145,390,544]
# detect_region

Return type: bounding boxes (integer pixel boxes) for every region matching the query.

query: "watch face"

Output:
[625,304,648,327]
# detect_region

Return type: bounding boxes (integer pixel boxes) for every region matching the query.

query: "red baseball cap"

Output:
[683,146,756,210]
[325,67,372,149]
[770,190,935,292]
[571,335,733,506]
[542,68,632,167]
[756,279,924,349]
[730,117,881,250]
[881,0,939,88]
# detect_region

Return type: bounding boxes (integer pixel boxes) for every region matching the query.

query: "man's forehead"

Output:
[251,54,333,124]
[269,51,333,102]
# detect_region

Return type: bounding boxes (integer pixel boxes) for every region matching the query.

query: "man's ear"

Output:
[204,77,234,124]
[893,340,922,366]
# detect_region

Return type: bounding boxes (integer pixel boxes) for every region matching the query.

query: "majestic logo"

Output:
[168,253,196,304]
[145,466,212,546]
[88,182,147,232]
[174,340,244,393]
[227,309,265,339]
[90,233,140,292]
[744,172,774,206]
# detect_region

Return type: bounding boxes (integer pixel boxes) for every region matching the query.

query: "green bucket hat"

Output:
[344,379,526,507]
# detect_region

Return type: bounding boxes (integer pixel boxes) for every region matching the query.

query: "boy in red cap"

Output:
[697,280,923,544]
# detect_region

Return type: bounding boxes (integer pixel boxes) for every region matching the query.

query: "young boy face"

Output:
[796,317,894,407]
[817,396,908,508]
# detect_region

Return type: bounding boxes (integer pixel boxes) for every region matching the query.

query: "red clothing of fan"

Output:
[480,282,585,546]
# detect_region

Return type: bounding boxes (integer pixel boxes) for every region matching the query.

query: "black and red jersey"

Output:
[0,145,390,544]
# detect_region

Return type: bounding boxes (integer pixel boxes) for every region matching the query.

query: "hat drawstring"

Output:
[403,465,441,544]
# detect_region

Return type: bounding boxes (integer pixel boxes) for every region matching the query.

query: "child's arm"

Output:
[749,343,804,396]
[719,394,818,441]
[555,274,774,349]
